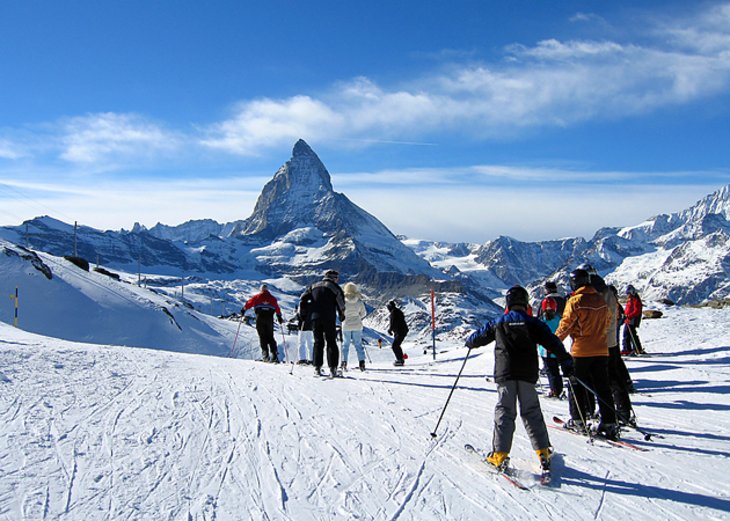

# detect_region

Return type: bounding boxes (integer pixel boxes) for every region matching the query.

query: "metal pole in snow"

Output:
[431,289,436,360]
[11,287,18,327]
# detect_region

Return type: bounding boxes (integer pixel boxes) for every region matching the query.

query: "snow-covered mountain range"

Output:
[1,139,728,349]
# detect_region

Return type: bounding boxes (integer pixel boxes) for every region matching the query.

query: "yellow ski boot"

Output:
[486,451,509,471]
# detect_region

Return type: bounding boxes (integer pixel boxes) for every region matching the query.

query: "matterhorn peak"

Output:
[239,139,335,238]
[292,138,316,158]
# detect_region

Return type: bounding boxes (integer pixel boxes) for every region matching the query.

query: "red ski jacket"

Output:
[244,290,282,316]
[624,294,642,326]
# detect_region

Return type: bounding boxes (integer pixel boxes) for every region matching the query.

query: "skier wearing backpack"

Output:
[341,282,367,371]
[537,281,566,319]
[242,284,284,363]
[387,300,409,366]
[466,285,574,473]
[303,269,346,377]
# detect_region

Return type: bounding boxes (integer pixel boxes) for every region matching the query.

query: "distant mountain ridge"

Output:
[0,140,445,298]
[406,183,730,305]
[0,140,728,307]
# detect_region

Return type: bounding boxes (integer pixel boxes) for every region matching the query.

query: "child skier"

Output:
[466,285,574,473]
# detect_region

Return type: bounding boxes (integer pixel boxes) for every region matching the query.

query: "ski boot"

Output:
[359,360,366,371]
[536,447,552,472]
[486,451,509,471]
[340,361,347,372]
[564,418,587,434]
[393,359,404,367]
[596,422,620,441]
[314,366,322,377]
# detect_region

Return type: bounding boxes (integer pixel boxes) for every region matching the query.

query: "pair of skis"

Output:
[464,444,551,490]
[550,416,648,451]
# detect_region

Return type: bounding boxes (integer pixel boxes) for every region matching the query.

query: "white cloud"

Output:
[200,96,343,156]
[60,113,181,164]
[0,138,25,160]
[199,3,730,155]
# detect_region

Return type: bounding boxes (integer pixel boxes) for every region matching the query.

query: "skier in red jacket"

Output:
[621,285,645,356]
[243,284,284,363]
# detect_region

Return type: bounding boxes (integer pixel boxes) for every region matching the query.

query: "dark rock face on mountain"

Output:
[1,139,728,306]
[407,184,730,305]
[229,139,442,294]
[0,140,446,298]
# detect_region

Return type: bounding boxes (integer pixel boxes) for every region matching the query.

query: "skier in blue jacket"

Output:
[466,285,574,473]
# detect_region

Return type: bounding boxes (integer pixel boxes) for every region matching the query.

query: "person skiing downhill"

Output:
[303,269,346,377]
[386,300,409,366]
[341,282,367,371]
[242,284,284,363]
[465,285,574,473]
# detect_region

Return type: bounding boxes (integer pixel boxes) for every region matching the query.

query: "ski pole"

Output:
[566,377,593,442]
[228,313,244,358]
[627,325,644,355]
[573,376,654,441]
[430,348,472,438]
[280,324,293,375]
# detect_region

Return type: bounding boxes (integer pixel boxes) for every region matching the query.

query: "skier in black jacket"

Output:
[387,300,409,366]
[466,285,574,473]
[303,270,345,377]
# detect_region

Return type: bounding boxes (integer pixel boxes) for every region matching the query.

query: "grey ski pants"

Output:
[492,380,550,453]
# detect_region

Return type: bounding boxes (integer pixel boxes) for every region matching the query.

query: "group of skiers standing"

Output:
[242,264,646,473]
[466,264,644,474]
[241,269,410,377]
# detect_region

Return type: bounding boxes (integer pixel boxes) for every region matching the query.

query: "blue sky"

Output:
[0,0,729,242]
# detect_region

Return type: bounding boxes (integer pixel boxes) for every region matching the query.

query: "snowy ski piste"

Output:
[1,305,729,520]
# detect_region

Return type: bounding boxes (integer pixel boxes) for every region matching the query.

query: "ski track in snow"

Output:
[1,306,730,520]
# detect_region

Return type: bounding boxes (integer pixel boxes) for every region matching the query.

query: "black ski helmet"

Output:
[626,284,636,295]
[386,299,397,311]
[544,281,558,293]
[569,269,591,291]
[505,285,529,310]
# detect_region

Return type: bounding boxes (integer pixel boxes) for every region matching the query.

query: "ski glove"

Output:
[277,314,283,324]
[560,356,575,377]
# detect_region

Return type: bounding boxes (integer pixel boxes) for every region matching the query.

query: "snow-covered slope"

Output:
[0,239,250,357]
[1,305,729,520]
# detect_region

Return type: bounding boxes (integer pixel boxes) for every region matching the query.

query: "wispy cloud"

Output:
[200,2,730,155]
[60,113,182,164]
[0,3,727,168]
[335,164,730,187]
[0,138,25,160]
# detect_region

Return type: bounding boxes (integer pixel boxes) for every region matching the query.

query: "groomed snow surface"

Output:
[1,306,729,521]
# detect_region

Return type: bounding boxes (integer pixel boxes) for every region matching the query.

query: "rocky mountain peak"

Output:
[238,140,335,238]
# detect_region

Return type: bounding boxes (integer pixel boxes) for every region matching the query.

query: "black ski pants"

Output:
[313,319,339,370]
[608,346,632,422]
[568,356,616,425]
[255,315,278,361]
[391,332,407,362]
